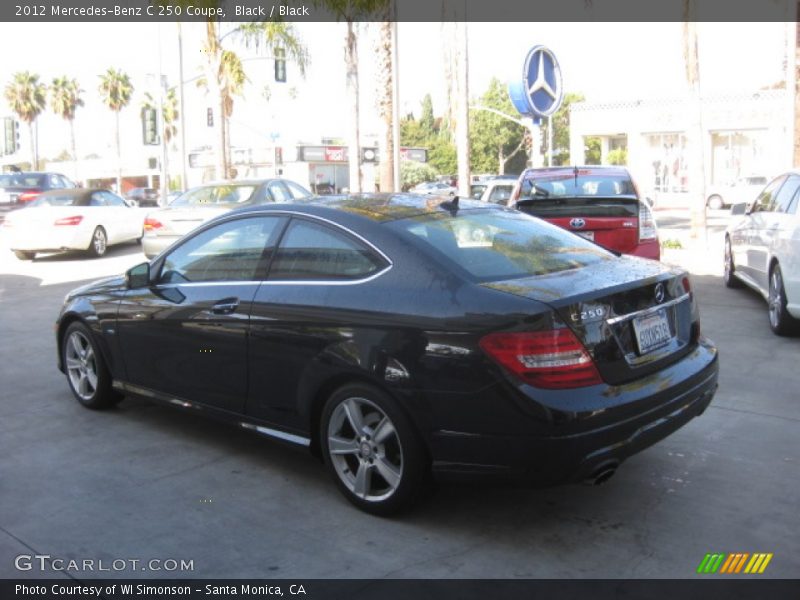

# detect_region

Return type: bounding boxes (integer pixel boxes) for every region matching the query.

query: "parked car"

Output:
[509,166,660,260]
[706,175,768,210]
[165,190,184,205]
[724,171,800,335]
[3,188,145,260]
[411,181,457,196]
[56,194,718,515]
[141,178,312,258]
[0,171,77,205]
[479,179,515,205]
[125,187,159,207]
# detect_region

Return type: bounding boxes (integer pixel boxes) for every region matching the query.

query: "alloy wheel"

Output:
[326,396,404,502]
[93,228,107,256]
[65,331,98,401]
[769,268,783,329]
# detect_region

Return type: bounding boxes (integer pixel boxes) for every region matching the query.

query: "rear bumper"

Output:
[8,226,92,252]
[628,239,660,261]
[141,234,179,258]
[429,337,718,484]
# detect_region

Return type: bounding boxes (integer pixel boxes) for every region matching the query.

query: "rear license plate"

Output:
[575,231,594,241]
[632,308,672,354]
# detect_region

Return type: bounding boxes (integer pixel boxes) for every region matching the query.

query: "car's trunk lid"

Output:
[481,256,696,386]
[516,197,640,254]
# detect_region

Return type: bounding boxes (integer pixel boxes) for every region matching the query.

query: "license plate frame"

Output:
[632,308,673,355]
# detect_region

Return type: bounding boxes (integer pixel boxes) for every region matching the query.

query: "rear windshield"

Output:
[387,208,613,283]
[519,171,636,200]
[0,173,45,187]
[171,184,257,206]
[29,194,80,207]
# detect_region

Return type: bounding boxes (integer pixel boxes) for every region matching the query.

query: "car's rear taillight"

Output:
[54,216,83,226]
[19,192,39,202]
[639,201,658,242]
[144,217,164,231]
[479,329,603,389]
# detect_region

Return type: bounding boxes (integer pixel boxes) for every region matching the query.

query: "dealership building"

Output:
[568,89,792,196]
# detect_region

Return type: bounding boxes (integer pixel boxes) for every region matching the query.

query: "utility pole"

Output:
[684,6,707,243]
[455,19,470,197]
[157,24,168,207]
[177,22,188,192]
[392,18,401,193]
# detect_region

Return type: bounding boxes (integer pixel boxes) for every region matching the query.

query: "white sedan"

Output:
[411,181,457,196]
[725,171,800,335]
[3,188,145,260]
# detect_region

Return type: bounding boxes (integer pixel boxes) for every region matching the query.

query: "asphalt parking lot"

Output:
[0,215,798,580]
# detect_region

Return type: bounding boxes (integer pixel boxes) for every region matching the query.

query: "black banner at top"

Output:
[0,0,795,23]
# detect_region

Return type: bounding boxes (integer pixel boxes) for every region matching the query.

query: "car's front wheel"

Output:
[87,226,107,257]
[62,322,120,409]
[321,383,429,515]
[768,264,799,336]
[723,237,742,289]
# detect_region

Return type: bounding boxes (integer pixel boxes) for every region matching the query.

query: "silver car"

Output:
[142,179,312,258]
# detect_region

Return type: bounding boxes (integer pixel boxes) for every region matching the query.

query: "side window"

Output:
[753,176,786,213]
[488,185,512,204]
[268,182,291,203]
[89,193,106,207]
[774,177,800,214]
[159,216,285,284]
[100,191,127,207]
[48,174,61,188]
[285,181,312,200]
[269,219,387,281]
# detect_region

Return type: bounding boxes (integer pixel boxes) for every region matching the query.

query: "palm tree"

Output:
[374,10,395,192]
[98,68,134,193]
[683,1,707,240]
[50,76,84,176]
[200,21,308,180]
[4,71,47,169]
[142,87,179,146]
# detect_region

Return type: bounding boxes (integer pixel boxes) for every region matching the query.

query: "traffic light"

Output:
[3,118,19,156]
[142,108,159,145]
[274,48,286,83]
[207,107,213,127]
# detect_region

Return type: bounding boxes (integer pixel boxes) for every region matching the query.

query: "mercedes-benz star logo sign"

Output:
[654,283,666,304]
[570,218,586,229]
[528,50,558,101]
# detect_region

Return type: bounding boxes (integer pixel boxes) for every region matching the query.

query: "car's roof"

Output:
[235,193,495,223]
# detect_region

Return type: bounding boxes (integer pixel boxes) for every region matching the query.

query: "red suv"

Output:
[510,166,660,260]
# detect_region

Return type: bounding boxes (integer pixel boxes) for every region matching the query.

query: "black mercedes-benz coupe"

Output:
[56,194,718,514]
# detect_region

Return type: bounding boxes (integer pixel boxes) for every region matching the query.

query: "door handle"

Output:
[211,297,240,315]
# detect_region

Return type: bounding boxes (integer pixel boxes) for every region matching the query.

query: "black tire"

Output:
[768,264,799,336]
[723,236,742,289]
[87,226,108,257]
[61,321,121,409]
[707,195,723,210]
[13,250,36,261]
[320,382,429,516]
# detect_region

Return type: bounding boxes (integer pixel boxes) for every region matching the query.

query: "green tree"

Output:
[98,68,133,192]
[419,93,436,132]
[4,71,47,169]
[49,76,84,168]
[400,160,438,191]
[469,78,528,175]
[606,148,627,166]
[541,92,585,165]
[584,137,601,165]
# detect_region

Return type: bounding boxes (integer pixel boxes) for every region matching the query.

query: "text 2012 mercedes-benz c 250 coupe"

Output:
[56,195,718,514]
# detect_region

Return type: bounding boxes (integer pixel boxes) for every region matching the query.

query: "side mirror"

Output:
[730,202,747,216]
[125,262,151,289]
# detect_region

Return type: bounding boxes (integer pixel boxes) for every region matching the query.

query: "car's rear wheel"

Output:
[13,250,36,261]
[707,194,723,210]
[87,226,107,257]
[768,264,799,336]
[62,322,120,409]
[321,383,429,515]
[723,237,742,289]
